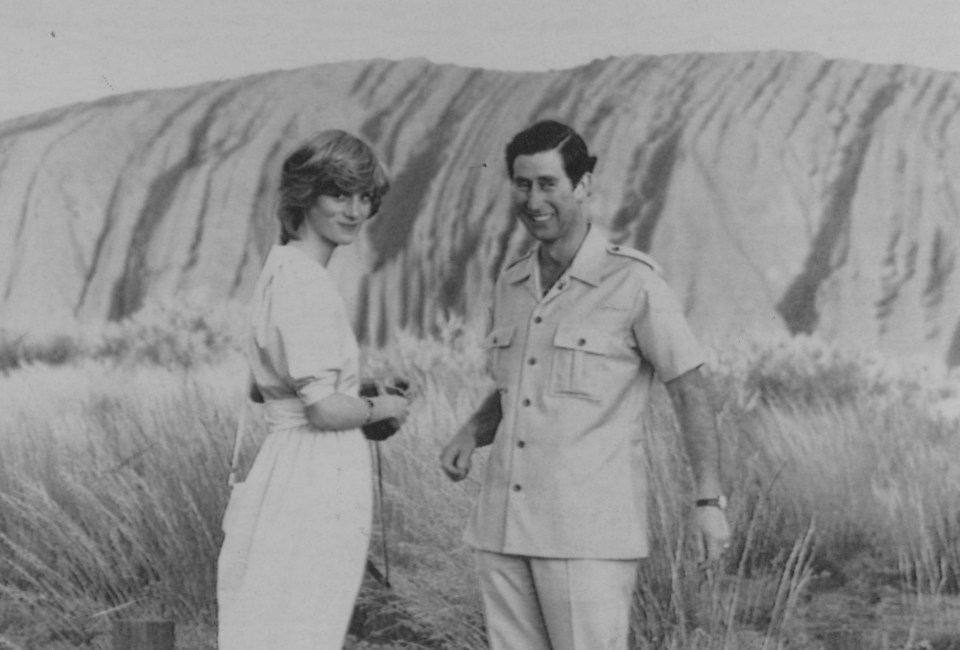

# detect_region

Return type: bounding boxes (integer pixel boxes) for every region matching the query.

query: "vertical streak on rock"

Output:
[924,228,955,309]
[618,131,682,251]
[777,73,903,334]
[3,113,100,303]
[109,86,245,320]
[182,120,257,276]
[948,318,960,369]
[229,129,293,298]
[75,180,124,315]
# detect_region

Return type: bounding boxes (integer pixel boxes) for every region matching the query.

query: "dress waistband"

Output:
[263,398,310,431]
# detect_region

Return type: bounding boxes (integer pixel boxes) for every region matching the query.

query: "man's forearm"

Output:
[468,390,503,447]
[665,369,723,497]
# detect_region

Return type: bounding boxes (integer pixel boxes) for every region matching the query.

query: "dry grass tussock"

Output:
[0,311,959,649]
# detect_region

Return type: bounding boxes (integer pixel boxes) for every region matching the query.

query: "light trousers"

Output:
[475,551,639,650]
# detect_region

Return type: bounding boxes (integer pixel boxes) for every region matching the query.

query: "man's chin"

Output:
[519,217,555,238]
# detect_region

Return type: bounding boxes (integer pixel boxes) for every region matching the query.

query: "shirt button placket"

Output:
[507,306,543,535]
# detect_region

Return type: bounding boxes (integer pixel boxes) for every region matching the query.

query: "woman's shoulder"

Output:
[266,245,335,291]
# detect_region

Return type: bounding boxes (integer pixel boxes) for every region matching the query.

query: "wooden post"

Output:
[111,619,175,650]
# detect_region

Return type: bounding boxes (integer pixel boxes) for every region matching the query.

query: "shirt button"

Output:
[513,484,522,492]
[533,316,542,324]
[522,399,531,407]
[527,358,537,366]
[517,440,526,448]
[577,338,586,346]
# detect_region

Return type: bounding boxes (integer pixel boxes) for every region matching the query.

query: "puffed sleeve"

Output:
[269,262,345,405]
[631,271,706,382]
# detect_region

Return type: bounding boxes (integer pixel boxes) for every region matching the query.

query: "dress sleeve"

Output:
[270,263,344,405]
[631,271,706,383]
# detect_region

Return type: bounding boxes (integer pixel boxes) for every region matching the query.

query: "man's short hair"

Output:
[505,120,597,184]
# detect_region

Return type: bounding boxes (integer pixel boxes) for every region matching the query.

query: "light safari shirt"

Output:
[464,226,706,559]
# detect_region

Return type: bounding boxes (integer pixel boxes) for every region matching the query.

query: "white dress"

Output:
[218,245,372,650]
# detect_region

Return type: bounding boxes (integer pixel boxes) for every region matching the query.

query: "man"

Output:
[440,120,731,650]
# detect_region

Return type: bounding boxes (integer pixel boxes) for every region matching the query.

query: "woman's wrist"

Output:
[362,396,376,425]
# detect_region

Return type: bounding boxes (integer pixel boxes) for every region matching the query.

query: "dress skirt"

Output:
[218,402,373,650]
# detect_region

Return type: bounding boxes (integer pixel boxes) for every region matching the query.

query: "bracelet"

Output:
[696,495,728,510]
[362,397,375,425]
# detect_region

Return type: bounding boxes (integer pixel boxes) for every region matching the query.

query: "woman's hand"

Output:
[695,505,731,562]
[376,394,411,426]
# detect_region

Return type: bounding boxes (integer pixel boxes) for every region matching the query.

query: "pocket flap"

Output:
[483,325,515,349]
[553,324,612,355]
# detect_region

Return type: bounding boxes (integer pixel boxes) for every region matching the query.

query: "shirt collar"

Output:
[564,225,606,287]
[501,224,607,287]
[502,249,536,284]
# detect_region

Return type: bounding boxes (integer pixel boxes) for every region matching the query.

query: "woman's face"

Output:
[302,192,373,248]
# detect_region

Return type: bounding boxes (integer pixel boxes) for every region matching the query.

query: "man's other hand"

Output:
[440,429,477,481]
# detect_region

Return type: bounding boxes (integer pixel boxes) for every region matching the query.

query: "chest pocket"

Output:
[483,325,516,388]
[550,324,614,401]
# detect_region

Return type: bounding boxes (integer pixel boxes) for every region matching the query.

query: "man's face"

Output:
[510,149,588,246]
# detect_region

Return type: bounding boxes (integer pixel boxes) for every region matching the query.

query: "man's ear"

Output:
[573,172,592,201]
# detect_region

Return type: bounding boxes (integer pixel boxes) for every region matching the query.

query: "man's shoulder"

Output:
[604,243,663,276]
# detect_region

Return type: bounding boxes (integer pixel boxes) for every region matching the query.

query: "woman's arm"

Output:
[303,393,409,431]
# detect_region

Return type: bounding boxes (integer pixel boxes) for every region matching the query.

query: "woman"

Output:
[218,130,411,649]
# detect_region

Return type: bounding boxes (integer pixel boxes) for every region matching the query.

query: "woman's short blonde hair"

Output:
[277,130,390,244]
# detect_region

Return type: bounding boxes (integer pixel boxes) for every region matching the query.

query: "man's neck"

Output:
[537,223,590,294]
[538,222,590,271]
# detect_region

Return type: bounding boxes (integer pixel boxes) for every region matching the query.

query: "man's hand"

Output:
[695,505,731,562]
[441,390,501,480]
[440,429,477,481]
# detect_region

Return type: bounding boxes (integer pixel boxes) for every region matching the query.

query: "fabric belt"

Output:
[263,398,310,431]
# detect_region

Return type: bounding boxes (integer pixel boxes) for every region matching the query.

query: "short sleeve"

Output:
[631,272,705,382]
[270,264,344,405]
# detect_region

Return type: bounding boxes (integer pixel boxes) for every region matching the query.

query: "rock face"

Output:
[1,52,959,367]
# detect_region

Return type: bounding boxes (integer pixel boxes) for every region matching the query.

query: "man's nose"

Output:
[525,187,545,211]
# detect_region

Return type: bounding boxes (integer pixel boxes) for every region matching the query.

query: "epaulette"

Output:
[606,244,662,275]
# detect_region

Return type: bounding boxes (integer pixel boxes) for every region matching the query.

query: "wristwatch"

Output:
[695,495,728,510]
